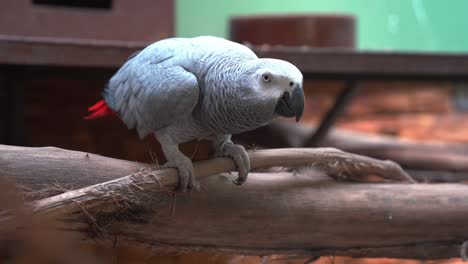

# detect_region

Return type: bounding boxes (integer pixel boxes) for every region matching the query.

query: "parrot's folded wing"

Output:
[103,43,200,139]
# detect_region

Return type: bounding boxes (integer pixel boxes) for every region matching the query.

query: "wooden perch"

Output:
[1,145,412,214]
[236,120,468,182]
[1,145,467,260]
[2,145,413,188]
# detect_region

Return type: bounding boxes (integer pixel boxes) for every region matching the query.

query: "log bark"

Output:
[108,174,468,259]
[1,145,467,260]
[236,120,468,176]
[0,145,412,216]
[1,145,146,188]
[1,144,413,190]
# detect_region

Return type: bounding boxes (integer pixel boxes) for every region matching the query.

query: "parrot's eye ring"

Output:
[262,73,271,82]
[289,81,294,87]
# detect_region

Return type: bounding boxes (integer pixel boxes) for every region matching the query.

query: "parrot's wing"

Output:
[103,43,199,139]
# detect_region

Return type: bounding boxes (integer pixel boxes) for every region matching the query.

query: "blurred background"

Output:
[1,0,468,263]
[179,0,468,52]
[2,0,468,161]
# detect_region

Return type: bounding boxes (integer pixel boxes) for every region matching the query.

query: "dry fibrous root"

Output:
[18,183,72,201]
[249,148,415,183]
[304,148,415,183]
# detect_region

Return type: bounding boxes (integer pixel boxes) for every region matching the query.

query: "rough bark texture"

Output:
[109,174,468,259]
[1,144,467,260]
[7,146,411,217]
[2,145,146,188]
[1,145,413,191]
[236,120,468,175]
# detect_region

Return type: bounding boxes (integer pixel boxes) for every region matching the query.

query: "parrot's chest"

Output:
[166,107,272,144]
[163,117,216,144]
[199,101,274,135]
[165,92,275,143]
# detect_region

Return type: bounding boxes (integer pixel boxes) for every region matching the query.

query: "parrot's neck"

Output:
[194,58,276,135]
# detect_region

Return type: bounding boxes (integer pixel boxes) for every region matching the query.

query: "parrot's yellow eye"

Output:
[262,73,271,82]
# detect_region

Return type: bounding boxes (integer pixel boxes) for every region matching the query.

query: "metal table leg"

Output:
[304,79,360,147]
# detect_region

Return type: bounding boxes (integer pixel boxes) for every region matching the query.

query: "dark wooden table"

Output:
[2,35,468,146]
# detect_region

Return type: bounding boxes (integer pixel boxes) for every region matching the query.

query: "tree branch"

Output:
[235,120,468,177]
[22,147,411,216]
[2,145,467,260]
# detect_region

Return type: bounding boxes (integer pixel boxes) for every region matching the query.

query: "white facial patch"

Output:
[253,59,303,99]
[258,85,284,98]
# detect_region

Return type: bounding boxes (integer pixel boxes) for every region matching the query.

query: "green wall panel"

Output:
[177,0,468,52]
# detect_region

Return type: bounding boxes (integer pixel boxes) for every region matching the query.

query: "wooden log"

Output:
[236,120,468,175]
[0,144,413,191]
[322,127,468,171]
[2,172,468,260]
[1,145,467,260]
[1,145,146,188]
[408,170,468,183]
[11,147,409,216]
[104,173,468,259]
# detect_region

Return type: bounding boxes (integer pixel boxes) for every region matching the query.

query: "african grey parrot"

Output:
[86,36,304,191]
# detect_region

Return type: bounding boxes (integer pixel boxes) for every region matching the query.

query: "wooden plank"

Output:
[2,35,468,80]
[0,35,146,67]
[254,46,468,80]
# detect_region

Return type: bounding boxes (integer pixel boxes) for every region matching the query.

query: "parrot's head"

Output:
[250,58,305,122]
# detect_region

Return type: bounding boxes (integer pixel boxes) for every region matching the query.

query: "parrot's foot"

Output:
[217,142,251,185]
[163,156,200,192]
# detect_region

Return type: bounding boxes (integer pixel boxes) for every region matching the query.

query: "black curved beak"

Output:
[274,85,304,122]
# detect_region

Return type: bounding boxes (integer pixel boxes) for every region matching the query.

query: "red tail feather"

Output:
[84,99,114,120]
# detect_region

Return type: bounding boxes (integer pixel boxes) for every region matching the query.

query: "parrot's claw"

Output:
[220,143,250,185]
[163,157,199,192]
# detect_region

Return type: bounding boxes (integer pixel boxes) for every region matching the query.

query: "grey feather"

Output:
[102,36,303,143]
[98,36,304,191]
[103,39,200,139]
